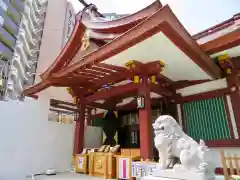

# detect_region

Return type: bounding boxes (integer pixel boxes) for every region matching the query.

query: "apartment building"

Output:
[0,1,77,180]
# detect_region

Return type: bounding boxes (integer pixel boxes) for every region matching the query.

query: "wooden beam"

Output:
[170,79,211,90]
[49,108,75,114]
[85,83,139,103]
[230,56,240,70]
[150,83,172,96]
[157,74,174,85]
[51,99,76,107]
[126,60,163,76]
[50,104,80,112]
[200,30,240,55]
[87,102,113,110]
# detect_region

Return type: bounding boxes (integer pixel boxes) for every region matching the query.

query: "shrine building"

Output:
[23,0,240,175]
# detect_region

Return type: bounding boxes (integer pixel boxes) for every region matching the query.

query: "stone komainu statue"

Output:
[152,115,215,174]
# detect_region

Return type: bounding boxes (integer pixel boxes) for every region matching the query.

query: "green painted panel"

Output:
[183,96,231,141]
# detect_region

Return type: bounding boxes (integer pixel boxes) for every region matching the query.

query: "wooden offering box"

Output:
[89,152,118,179]
[116,148,141,180]
[75,154,89,174]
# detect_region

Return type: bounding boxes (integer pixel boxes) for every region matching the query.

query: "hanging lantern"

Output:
[0,77,3,88]
[137,96,145,109]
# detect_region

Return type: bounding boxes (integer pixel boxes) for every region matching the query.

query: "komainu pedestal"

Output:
[143,115,215,180]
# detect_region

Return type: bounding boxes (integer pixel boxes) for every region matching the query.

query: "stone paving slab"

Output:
[35,172,109,180]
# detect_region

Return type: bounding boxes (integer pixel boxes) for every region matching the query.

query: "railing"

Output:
[220,151,240,180]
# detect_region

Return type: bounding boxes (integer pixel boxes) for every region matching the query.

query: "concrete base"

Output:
[142,169,215,180]
[141,175,224,180]
[32,172,106,180]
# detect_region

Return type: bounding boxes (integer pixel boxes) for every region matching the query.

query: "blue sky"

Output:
[70,0,240,35]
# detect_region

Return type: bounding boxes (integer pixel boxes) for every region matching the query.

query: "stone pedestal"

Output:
[141,169,215,180]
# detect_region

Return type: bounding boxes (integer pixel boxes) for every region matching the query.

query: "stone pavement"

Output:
[35,172,225,180]
[36,172,110,180]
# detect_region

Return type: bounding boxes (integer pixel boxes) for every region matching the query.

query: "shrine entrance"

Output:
[23,3,222,161]
[117,100,177,161]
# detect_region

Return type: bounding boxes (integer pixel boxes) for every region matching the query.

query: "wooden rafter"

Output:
[85,83,139,103]
[50,99,79,112]
[149,83,173,96]
[87,102,113,110]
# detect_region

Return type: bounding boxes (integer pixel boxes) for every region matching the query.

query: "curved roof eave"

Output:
[54,5,221,80]
[40,16,86,80]
[193,13,240,40]
[81,0,162,34]
[23,5,221,97]
[39,0,162,81]
[200,29,240,55]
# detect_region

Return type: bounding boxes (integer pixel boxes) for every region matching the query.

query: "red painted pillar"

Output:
[227,74,240,138]
[138,77,153,160]
[73,104,85,154]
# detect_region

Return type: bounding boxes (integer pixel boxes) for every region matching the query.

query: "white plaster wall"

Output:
[0,1,78,180]
[0,95,75,180]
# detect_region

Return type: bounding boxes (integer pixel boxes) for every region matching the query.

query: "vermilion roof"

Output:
[193,13,240,40]
[24,5,221,97]
[40,0,162,80]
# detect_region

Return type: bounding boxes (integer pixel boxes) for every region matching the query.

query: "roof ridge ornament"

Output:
[79,1,104,21]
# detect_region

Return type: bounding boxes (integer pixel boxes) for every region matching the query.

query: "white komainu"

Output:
[153,115,214,174]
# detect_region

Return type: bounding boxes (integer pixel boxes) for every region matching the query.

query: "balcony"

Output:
[10,0,25,13]
[4,0,21,25]
[5,0,48,100]
[0,25,16,49]
[0,41,13,60]
[0,8,18,36]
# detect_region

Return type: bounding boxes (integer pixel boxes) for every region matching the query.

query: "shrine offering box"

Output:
[116,148,141,180]
[75,154,89,174]
[89,152,118,179]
